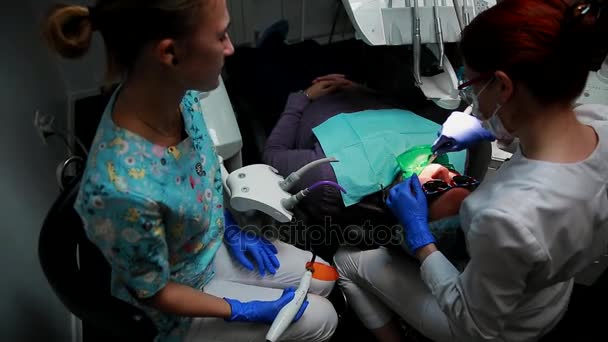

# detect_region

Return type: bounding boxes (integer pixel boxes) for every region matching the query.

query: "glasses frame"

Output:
[422,175,480,197]
[458,72,494,105]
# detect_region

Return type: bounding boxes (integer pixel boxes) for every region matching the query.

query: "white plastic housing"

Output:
[226,164,294,223]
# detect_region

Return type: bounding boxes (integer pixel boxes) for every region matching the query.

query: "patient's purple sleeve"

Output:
[263,93,337,216]
[264,92,308,151]
[262,92,321,175]
[263,92,335,190]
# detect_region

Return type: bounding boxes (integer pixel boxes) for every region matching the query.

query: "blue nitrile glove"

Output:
[224,210,280,276]
[432,110,495,154]
[386,174,436,253]
[225,287,309,324]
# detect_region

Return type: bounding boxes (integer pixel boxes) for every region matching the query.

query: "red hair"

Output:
[461,0,607,105]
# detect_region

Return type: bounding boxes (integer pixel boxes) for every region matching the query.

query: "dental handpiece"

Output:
[413,0,423,86]
[433,0,445,69]
[265,266,313,342]
[464,0,471,25]
[452,0,465,32]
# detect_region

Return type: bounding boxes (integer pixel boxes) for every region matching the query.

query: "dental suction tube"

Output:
[281,181,346,211]
[281,189,310,211]
[279,157,338,191]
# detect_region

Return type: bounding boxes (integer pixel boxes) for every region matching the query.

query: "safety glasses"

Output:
[422,175,480,197]
[458,73,494,105]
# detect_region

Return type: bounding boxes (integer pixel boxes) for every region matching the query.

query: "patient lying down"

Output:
[386,160,479,261]
[418,163,477,222]
[391,143,479,222]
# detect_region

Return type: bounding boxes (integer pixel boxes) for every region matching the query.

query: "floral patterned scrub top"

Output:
[74,88,225,342]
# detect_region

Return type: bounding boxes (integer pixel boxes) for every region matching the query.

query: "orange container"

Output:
[306,262,339,281]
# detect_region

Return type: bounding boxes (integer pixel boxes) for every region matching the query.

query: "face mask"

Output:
[482,104,515,141]
[469,79,515,142]
[469,78,493,119]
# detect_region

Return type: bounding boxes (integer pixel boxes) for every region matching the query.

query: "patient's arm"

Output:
[264,134,338,217]
[263,91,310,159]
[262,92,330,179]
[264,76,384,173]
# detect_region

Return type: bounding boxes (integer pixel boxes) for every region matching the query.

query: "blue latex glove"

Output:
[386,174,436,253]
[224,210,280,276]
[432,109,495,154]
[225,287,309,324]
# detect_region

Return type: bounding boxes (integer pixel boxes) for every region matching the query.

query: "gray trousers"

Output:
[334,247,454,342]
[185,241,338,342]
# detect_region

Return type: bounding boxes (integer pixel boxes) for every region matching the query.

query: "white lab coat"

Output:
[422,104,608,341]
[335,104,608,342]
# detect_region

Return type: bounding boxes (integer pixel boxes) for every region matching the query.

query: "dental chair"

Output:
[38,174,158,342]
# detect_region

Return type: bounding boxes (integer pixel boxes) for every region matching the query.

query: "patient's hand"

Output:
[305,74,358,100]
[313,74,348,84]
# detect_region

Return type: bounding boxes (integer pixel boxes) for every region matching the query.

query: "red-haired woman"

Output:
[334,1,608,341]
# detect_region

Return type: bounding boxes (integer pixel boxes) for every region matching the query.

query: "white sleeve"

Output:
[420,209,544,341]
[574,104,608,124]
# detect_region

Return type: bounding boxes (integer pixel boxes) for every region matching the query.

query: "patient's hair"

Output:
[42,0,211,79]
[461,0,608,105]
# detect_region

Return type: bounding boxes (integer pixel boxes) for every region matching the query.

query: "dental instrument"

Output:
[433,0,445,70]
[464,0,472,25]
[452,0,465,32]
[341,0,497,46]
[266,255,316,342]
[413,0,423,86]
